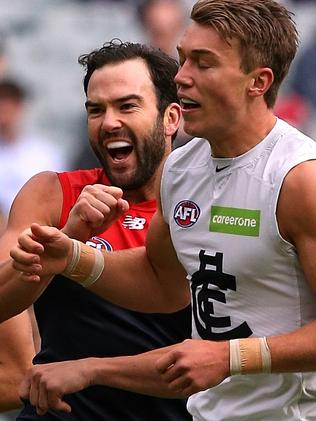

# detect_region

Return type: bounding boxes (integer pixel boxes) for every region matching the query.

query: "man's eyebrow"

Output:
[193,49,218,56]
[177,45,219,59]
[85,95,144,109]
[115,94,144,103]
[85,100,97,109]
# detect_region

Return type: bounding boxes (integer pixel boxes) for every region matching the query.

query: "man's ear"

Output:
[163,102,182,137]
[248,67,274,98]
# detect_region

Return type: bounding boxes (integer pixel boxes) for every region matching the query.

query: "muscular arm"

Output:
[11,172,191,313]
[20,337,230,416]
[0,314,36,411]
[19,344,187,415]
[267,160,316,372]
[0,171,62,410]
[90,207,190,312]
[0,172,62,322]
[0,180,130,321]
[12,208,190,313]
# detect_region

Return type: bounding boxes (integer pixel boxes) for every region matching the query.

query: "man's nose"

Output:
[101,110,123,132]
[174,62,193,87]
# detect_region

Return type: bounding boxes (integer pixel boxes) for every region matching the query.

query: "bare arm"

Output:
[90,206,190,312]
[0,313,36,411]
[11,162,190,313]
[0,172,62,322]
[19,336,230,416]
[267,160,316,373]
[0,178,128,321]
[11,205,191,313]
[0,172,62,410]
[19,345,183,416]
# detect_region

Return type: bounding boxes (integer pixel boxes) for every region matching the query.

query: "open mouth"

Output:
[180,98,200,110]
[107,140,133,161]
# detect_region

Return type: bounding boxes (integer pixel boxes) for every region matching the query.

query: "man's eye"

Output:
[198,62,211,69]
[87,107,102,115]
[121,103,137,110]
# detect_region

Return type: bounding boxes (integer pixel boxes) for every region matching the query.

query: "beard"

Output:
[92,116,166,190]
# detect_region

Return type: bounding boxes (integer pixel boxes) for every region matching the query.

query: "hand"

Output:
[10,223,72,282]
[156,339,230,396]
[62,184,129,241]
[19,359,93,415]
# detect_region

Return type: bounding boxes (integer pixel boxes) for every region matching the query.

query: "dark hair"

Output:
[191,0,299,108]
[0,79,27,101]
[78,39,179,115]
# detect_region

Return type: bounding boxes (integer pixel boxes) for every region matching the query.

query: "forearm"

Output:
[228,321,316,378]
[268,321,316,373]
[0,260,51,322]
[93,331,316,396]
[0,312,36,411]
[85,208,191,312]
[87,247,190,313]
[87,346,184,398]
[11,224,190,313]
[59,239,189,313]
[0,385,22,412]
[0,364,24,412]
[10,228,180,312]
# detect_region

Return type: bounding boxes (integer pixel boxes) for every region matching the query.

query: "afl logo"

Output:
[174,200,200,228]
[86,236,113,251]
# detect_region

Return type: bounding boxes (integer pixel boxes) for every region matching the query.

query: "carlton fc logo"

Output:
[174,200,200,228]
[86,236,113,251]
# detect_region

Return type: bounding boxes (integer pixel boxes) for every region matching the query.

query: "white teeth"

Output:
[107,141,131,149]
[181,98,198,105]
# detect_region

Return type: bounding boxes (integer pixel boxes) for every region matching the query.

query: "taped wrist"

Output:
[62,239,104,287]
[229,337,271,375]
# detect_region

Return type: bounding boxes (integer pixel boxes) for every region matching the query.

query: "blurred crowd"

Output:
[0,0,315,235]
[275,0,316,139]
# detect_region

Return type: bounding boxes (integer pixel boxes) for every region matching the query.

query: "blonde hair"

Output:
[191,0,298,108]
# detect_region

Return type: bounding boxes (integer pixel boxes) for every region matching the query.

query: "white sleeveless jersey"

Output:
[161,119,316,421]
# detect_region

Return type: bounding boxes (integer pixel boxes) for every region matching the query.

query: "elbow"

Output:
[0,386,23,412]
[164,291,191,313]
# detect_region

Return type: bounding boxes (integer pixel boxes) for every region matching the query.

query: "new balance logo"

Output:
[122,215,146,230]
